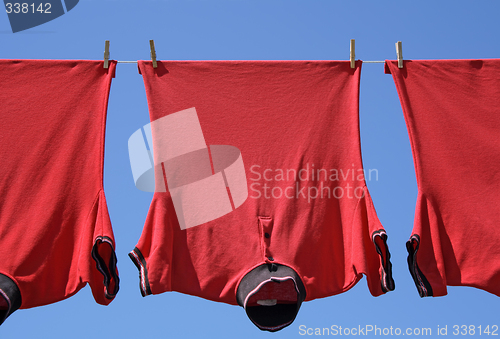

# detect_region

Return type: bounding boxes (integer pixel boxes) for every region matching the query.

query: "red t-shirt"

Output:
[0,60,119,324]
[386,59,500,297]
[130,60,393,331]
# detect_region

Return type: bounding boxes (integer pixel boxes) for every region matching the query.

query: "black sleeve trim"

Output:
[128,247,152,297]
[91,236,120,299]
[0,274,22,326]
[372,230,395,293]
[406,234,433,297]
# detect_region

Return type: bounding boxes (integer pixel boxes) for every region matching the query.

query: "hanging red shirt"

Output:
[0,60,119,324]
[386,59,500,297]
[131,60,394,331]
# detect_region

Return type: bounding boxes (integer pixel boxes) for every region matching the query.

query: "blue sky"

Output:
[1,1,499,338]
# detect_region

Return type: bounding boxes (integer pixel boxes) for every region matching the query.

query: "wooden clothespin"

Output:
[350,39,355,69]
[150,40,158,68]
[395,41,403,69]
[103,40,110,69]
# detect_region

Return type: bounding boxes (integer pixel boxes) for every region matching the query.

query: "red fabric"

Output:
[133,60,391,304]
[0,60,119,308]
[386,59,500,297]
[247,280,298,307]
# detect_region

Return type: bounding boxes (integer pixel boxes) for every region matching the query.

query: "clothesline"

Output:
[116,60,386,64]
[107,40,402,69]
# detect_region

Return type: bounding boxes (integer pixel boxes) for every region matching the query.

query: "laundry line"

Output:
[107,40,401,69]
[116,60,386,64]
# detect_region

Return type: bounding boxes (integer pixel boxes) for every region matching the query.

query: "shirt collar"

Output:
[236,263,306,332]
